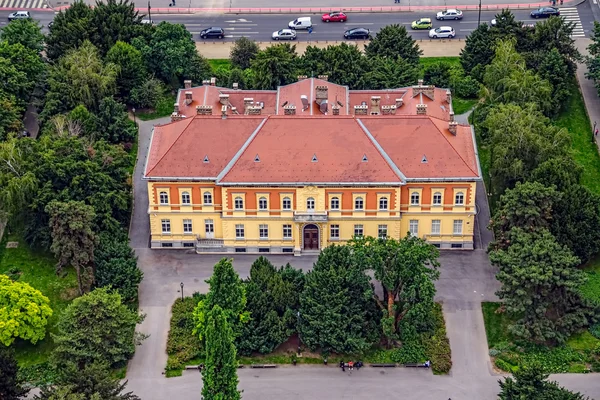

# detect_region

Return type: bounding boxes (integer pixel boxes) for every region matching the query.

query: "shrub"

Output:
[489,348,502,357]
[425,333,452,374]
[423,62,453,88]
[590,323,600,340]
[519,346,585,373]
[94,235,142,304]
[567,363,589,373]
[390,340,427,364]
[166,294,205,370]
[495,358,518,373]
[130,77,165,109]
[451,74,480,98]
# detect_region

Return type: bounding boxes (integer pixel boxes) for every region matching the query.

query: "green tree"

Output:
[460,23,496,81]
[68,105,99,139]
[226,68,246,89]
[498,364,590,399]
[587,21,600,96]
[42,41,118,119]
[490,228,589,344]
[423,61,454,88]
[96,97,137,144]
[202,305,241,400]
[299,245,378,354]
[36,362,140,400]
[46,200,97,294]
[361,56,419,89]
[193,258,249,341]
[251,43,298,90]
[0,274,52,346]
[106,41,147,102]
[0,139,37,220]
[0,342,29,399]
[538,48,572,116]
[348,235,440,345]
[94,234,142,304]
[0,17,45,52]
[0,42,45,104]
[0,95,23,141]
[45,1,94,60]
[530,17,580,74]
[364,24,422,66]
[230,36,259,70]
[531,156,582,193]
[129,77,164,109]
[90,0,144,55]
[52,287,144,370]
[237,258,304,355]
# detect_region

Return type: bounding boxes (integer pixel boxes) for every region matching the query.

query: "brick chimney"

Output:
[232,82,239,90]
[318,75,329,81]
[196,105,213,115]
[381,105,396,115]
[219,94,230,106]
[449,111,455,122]
[395,98,404,108]
[332,105,340,115]
[185,91,193,105]
[221,105,227,119]
[416,104,427,115]
[316,85,328,104]
[174,103,179,113]
[354,105,368,115]
[243,98,254,114]
[449,121,458,135]
[297,75,307,81]
[446,89,452,105]
[171,112,184,123]
[184,80,192,89]
[210,77,216,86]
[202,79,210,85]
[283,105,296,115]
[370,96,381,115]
[247,105,262,115]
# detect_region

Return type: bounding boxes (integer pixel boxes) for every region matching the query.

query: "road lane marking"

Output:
[345,22,374,25]
[224,27,253,30]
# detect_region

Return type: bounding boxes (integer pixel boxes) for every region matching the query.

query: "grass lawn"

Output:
[208,59,231,70]
[482,302,600,373]
[419,56,461,77]
[453,98,477,115]
[580,256,600,306]
[0,234,78,367]
[555,82,600,195]
[137,93,177,121]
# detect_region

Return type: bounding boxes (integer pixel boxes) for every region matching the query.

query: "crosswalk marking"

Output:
[559,7,585,37]
[0,0,48,8]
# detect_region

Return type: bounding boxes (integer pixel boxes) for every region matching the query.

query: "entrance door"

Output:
[205,219,214,239]
[303,224,319,250]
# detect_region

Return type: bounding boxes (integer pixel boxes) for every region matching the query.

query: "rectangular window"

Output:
[378,224,387,239]
[409,220,418,236]
[181,192,191,205]
[205,219,214,234]
[259,248,270,253]
[453,220,463,235]
[183,219,193,233]
[451,243,463,249]
[235,247,247,253]
[161,242,173,247]
[235,224,245,239]
[282,197,292,210]
[159,191,169,204]
[282,248,294,253]
[183,242,195,248]
[161,219,171,233]
[431,220,441,235]
[259,224,269,239]
[283,224,292,239]
[330,224,340,239]
[354,224,364,237]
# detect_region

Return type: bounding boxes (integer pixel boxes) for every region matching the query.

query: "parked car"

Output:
[200,27,225,39]
[8,11,30,21]
[288,17,312,30]
[272,29,297,40]
[344,27,371,39]
[141,18,154,24]
[436,9,463,20]
[530,6,560,18]
[411,17,432,29]
[491,17,534,28]
[429,26,455,38]
[322,11,347,22]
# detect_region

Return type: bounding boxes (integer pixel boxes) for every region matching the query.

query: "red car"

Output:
[322,12,347,22]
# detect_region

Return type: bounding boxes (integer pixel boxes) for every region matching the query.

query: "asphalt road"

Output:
[0,5,591,41]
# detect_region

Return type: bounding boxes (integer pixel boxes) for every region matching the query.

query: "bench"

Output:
[250,364,277,369]
[404,363,429,368]
[370,363,397,368]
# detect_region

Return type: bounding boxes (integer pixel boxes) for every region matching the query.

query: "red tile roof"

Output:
[277,78,349,116]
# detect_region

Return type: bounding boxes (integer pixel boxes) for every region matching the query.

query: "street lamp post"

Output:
[147,1,151,23]
[132,107,136,126]
[478,0,482,26]
[180,282,184,300]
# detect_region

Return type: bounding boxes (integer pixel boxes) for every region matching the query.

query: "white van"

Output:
[288,17,312,30]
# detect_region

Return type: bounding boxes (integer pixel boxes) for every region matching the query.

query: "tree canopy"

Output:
[498,364,590,399]
[364,24,422,66]
[0,346,29,400]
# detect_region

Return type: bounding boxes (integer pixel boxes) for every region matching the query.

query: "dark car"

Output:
[530,7,560,18]
[344,27,370,40]
[200,27,225,39]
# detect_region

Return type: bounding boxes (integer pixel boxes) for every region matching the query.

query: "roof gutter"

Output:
[142,176,218,181]
[470,125,483,179]
[142,127,157,179]
[219,182,404,186]
[404,177,482,182]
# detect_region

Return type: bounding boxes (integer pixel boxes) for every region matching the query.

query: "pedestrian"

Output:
[595,128,598,136]
[342,362,345,372]
[560,0,563,4]
[424,360,431,368]
[552,0,556,6]
[348,361,354,371]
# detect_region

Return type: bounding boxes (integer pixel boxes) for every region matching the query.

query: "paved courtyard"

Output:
[125,117,600,400]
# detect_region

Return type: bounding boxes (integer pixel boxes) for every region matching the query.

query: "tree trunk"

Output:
[387,294,395,333]
[75,264,84,295]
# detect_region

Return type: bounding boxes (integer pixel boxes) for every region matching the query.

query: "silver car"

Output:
[429,26,455,38]
[8,11,31,21]
[436,9,463,20]
[272,29,297,40]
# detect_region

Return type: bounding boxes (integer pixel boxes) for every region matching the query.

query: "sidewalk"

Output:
[197,39,466,58]
[575,38,600,151]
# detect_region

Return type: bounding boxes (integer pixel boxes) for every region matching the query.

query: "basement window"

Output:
[235,248,247,253]
[183,242,195,248]
[282,248,294,253]
[259,248,270,253]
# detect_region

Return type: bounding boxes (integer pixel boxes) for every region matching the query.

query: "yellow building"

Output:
[143,77,481,254]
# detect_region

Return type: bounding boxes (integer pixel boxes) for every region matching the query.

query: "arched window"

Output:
[203,191,213,205]
[455,192,464,205]
[159,191,169,204]
[330,197,340,210]
[181,191,190,205]
[306,197,315,210]
[432,192,442,205]
[258,197,268,210]
[355,197,364,210]
[379,197,388,210]
[410,192,420,205]
[282,197,292,210]
[234,197,244,210]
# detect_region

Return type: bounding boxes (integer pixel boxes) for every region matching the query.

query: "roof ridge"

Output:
[355,119,406,183]
[145,117,195,176]
[432,118,479,176]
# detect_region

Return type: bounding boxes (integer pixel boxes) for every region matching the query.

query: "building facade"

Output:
[144,77,482,254]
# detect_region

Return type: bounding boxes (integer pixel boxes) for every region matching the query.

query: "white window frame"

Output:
[410,192,420,205]
[432,192,442,206]
[159,191,169,205]
[431,220,441,235]
[455,192,464,206]
[203,191,213,205]
[235,224,245,239]
[453,220,463,235]
[330,224,340,239]
[282,197,292,210]
[283,224,292,239]
[183,219,193,233]
[379,197,388,210]
[259,224,269,239]
[409,220,419,236]
[378,224,388,239]
[161,219,171,233]
[258,197,268,210]
[205,219,214,234]
[307,197,315,211]
[354,224,364,237]
[330,197,340,210]
[181,191,191,205]
[234,197,244,210]
[355,197,364,210]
